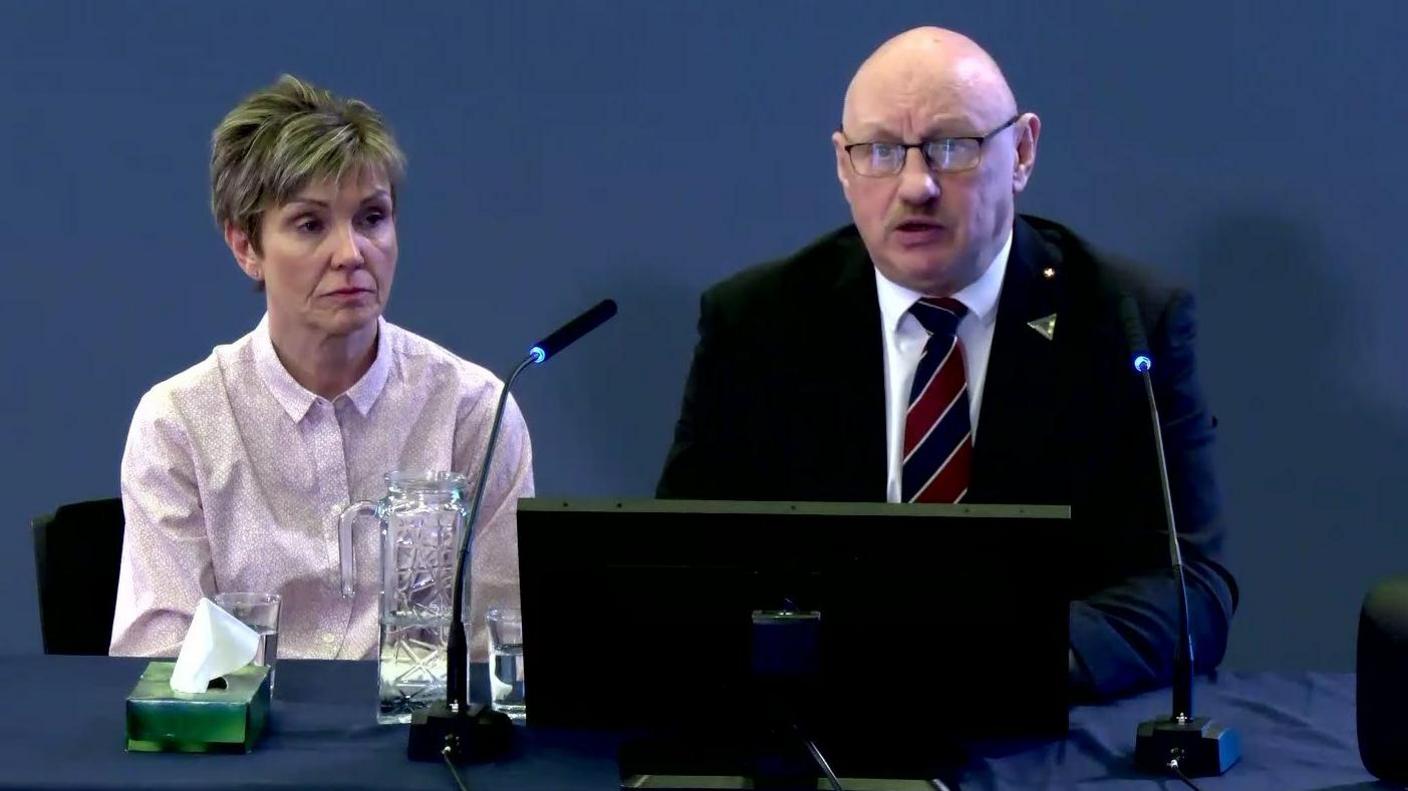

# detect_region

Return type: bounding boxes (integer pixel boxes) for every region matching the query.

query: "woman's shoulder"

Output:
[379,322,531,445]
[133,331,258,421]
[381,321,505,398]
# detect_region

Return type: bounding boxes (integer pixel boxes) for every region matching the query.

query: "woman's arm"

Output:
[109,388,215,657]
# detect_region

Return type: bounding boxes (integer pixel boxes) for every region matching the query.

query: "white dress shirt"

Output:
[876,229,1012,503]
[111,315,534,661]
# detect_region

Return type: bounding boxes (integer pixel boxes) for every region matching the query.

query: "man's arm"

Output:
[110,390,215,657]
[658,289,732,499]
[1070,289,1238,700]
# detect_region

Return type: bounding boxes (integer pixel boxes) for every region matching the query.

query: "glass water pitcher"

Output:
[339,470,470,724]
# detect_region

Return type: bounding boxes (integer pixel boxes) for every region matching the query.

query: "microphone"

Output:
[1123,296,1241,778]
[408,298,618,764]
[529,299,618,363]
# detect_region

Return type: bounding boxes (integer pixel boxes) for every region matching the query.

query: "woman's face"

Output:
[228,172,397,340]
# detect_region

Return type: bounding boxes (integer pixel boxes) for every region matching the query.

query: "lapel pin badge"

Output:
[1027,313,1057,341]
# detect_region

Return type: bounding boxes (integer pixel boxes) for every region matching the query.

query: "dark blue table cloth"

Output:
[0,656,1387,790]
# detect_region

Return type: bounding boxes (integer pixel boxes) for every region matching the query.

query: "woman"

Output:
[110,75,533,660]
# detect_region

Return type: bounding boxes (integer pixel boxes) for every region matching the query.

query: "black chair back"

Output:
[31,498,125,655]
[1359,574,1408,783]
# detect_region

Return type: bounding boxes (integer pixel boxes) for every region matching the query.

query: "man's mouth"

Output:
[892,219,947,245]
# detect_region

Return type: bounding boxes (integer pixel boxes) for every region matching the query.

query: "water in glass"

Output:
[491,641,526,720]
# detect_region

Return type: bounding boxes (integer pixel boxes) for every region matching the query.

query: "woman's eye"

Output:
[360,207,392,229]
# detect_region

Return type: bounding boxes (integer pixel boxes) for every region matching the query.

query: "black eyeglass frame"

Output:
[841,114,1022,176]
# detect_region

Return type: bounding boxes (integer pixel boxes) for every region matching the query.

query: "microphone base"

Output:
[407,701,514,764]
[1135,715,1241,777]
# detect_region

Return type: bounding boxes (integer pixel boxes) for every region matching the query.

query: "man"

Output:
[657,27,1235,700]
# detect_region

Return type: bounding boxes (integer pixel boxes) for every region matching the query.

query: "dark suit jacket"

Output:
[657,215,1237,701]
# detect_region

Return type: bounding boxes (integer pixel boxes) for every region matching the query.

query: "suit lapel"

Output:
[969,219,1068,504]
[816,233,888,501]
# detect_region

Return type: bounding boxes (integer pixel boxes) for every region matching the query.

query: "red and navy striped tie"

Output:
[902,297,972,503]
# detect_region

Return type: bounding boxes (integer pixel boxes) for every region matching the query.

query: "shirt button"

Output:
[321,633,336,644]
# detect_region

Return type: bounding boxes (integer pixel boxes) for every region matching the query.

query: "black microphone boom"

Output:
[1123,296,1241,778]
[1120,299,1193,716]
[408,298,618,764]
[531,299,617,362]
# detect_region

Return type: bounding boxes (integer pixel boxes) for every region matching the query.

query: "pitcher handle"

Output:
[337,500,377,599]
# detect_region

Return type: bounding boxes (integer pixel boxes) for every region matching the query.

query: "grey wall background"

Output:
[2,0,1405,670]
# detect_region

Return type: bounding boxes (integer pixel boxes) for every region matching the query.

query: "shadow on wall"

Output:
[1198,212,1408,671]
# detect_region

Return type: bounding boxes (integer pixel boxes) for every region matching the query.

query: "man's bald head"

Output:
[842,27,1017,139]
[831,27,1039,296]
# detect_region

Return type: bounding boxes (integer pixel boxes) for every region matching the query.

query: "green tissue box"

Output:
[125,661,270,753]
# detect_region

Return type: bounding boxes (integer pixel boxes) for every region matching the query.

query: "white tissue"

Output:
[169,598,260,694]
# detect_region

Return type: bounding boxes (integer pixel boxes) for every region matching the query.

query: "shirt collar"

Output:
[342,318,392,417]
[874,226,1012,334]
[251,314,392,422]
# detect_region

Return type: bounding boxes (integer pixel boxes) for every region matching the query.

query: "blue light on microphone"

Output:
[529,346,547,364]
[1133,354,1152,373]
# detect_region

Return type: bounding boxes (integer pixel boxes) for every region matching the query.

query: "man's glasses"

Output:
[842,115,1020,177]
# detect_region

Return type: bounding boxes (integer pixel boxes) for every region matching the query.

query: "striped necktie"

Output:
[902,297,972,503]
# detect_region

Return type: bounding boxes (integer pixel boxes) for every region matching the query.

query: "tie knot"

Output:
[910,297,967,338]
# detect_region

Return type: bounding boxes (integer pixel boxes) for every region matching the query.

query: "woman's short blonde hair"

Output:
[210,74,406,254]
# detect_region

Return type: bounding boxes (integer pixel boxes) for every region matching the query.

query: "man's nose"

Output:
[895,148,939,205]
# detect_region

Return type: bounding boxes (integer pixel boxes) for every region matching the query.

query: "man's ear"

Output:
[1012,112,1041,193]
[832,130,854,198]
[225,223,263,284]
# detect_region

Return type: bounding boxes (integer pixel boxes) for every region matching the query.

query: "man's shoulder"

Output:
[1021,214,1186,315]
[705,224,867,317]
